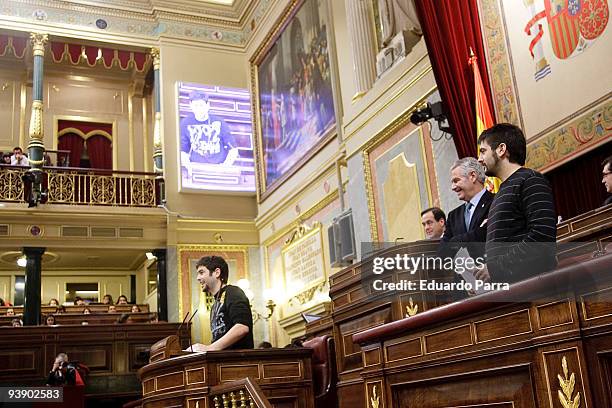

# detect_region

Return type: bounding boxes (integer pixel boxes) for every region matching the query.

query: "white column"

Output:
[345,0,378,101]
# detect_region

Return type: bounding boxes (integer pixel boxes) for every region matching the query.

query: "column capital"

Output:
[30,33,48,57]
[151,47,160,70]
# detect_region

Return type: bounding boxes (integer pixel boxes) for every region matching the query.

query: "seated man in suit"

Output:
[603,155,612,206]
[440,157,494,259]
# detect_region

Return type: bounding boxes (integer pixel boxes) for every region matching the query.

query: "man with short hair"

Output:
[602,155,612,206]
[421,207,446,240]
[189,255,254,352]
[441,157,494,258]
[180,91,239,168]
[476,123,557,284]
[10,147,29,166]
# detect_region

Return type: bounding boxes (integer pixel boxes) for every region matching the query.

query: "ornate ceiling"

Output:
[0,0,270,49]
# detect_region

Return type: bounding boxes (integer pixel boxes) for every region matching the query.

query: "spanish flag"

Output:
[469,48,500,192]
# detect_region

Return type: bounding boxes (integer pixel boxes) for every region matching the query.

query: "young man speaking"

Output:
[189,255,254,351]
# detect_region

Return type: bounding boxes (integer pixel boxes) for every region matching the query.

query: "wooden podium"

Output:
[138,346,315,408]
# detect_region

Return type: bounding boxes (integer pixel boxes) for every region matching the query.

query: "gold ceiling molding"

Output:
[0,0,273,48]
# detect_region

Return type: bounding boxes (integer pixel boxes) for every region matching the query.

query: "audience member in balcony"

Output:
[131,305,141,313]
[476,123,557,284]
[74,296,86,306]
[10,147,29,166]
[108,305,117,313]
[101,294,113,305]
[421,207,446,240]
[258,341,273,349]
[48,298,60,306]
[45,315,57,326]
[6,308,15,316]
[2,153,11,165]
[602,156,612,206]
[56,305,66,314]
[11,318,22,327]
[117,295,128,305]
[43,152,53,166]
[82,307,91,315]
[0,298,11,306]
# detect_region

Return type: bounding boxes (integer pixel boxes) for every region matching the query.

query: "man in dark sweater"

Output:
[475,123,557,284]
[189,255,254,351]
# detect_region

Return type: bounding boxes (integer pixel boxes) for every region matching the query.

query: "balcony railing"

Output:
[0,165,161,207]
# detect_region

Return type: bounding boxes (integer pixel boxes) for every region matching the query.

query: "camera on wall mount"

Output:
[409,101,453,138]
[21,171,48,208]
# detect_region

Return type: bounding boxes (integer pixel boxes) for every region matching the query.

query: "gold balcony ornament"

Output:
[151,47,160,70]
[284,221,321,246]
[289,281,326,306]
[30,32,48,57]
[405,297,418,317]
[28,100,44,141]
[153,112,162,149]
[557,356,581,408]
[370,385,380,408]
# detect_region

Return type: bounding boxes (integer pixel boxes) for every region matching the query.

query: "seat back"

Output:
[303,335,337,407]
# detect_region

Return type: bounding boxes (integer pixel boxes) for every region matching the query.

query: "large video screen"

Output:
[178,82,255,192]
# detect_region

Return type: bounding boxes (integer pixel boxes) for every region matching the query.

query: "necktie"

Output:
[465,202,473,230]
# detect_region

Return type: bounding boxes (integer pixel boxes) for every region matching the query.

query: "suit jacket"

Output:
[605,195,612,206]
[439,189,495,259]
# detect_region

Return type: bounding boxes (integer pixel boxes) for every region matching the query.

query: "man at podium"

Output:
[188,255,254,351]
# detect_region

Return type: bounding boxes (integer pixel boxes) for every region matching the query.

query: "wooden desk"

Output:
[138,348,314,408]
[0,323,190,398]
[328,240,454,407]
[352,252,612,407]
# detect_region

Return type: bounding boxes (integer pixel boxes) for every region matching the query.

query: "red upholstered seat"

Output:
[302,335,337,408]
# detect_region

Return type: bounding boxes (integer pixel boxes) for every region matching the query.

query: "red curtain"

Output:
[546,144,610,220]
[87,136,112,170]
[58,133,84,168]
[414,0,495,158]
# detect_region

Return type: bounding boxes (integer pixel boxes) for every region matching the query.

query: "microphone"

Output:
[175,311,189,337]
[186,309,198,352]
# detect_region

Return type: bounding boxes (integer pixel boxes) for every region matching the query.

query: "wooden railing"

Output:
[209,378,273,408]
[0,165,161,207]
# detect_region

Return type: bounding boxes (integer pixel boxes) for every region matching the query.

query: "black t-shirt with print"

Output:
[210,285,254,350]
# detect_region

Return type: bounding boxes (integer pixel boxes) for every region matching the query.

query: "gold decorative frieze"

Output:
[370,385,380,408]
[284,221,321,246]
[557,356,581,408]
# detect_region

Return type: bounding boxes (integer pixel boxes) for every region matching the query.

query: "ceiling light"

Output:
[17,256,26,267]
[146,252,156,260]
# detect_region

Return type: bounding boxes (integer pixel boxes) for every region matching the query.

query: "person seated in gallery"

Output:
[602,155,612,206]
[10,146,29,166]
[82,307,92,315]
[116,295,128,305]
[101,294,113,305]
[48,298,60,306]
[74,296,86,306]
[1,153,11,165]
[5,308,15,316]
[11,318,22,327]
[116,313,132,324]
[131,304,141,313]
[475,123,557,284]
[0,298,12,307]
[45,314,57,326]
[108,305,118,313]
[421,207,446,240]
[187,255,254,352]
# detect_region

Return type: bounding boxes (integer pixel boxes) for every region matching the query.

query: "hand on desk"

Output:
[184,343,208,352]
